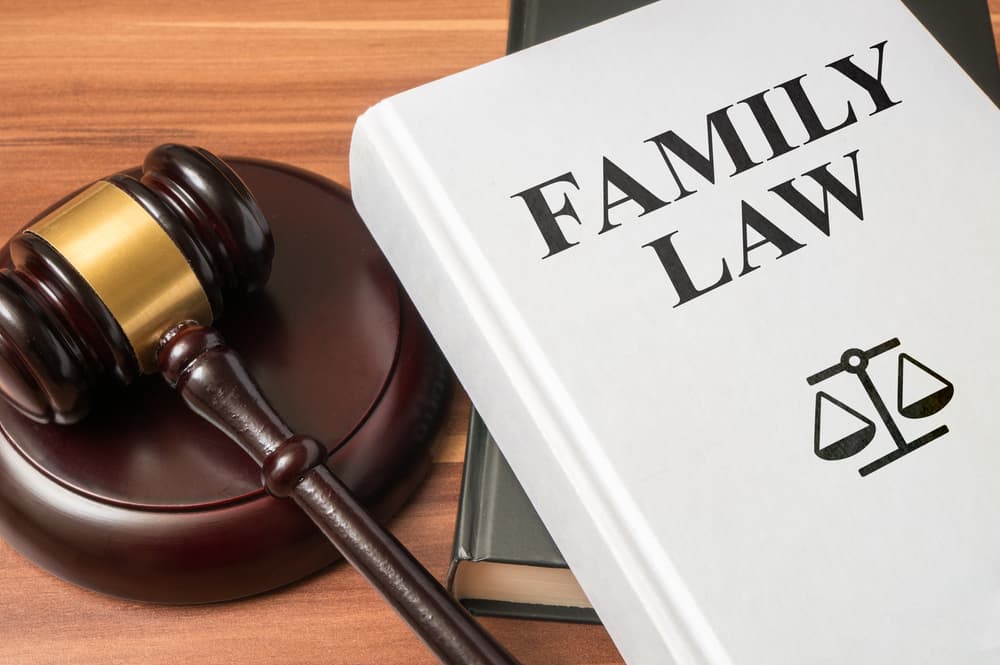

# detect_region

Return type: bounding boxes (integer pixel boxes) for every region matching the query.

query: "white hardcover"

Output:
[349,1,1000,663]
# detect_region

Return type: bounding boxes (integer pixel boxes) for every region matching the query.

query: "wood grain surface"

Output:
[0,2,997,665]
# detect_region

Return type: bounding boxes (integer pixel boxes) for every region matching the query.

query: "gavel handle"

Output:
[158,322,521,665]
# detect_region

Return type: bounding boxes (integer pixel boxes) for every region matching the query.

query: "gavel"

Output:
[0,144,521,665]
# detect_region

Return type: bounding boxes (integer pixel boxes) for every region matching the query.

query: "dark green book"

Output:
[447,411,598,623]
[447,0,1000,625]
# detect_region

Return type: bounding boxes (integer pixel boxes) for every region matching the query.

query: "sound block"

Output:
[0,159,450,603]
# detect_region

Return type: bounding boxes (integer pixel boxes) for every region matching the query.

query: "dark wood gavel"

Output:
[0,144,521,665]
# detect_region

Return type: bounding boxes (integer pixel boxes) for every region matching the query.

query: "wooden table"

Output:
[0,3,997,664]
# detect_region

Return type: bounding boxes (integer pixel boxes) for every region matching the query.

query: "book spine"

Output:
[447,412,488,587]
[505,0,532,54]
[350,105,732,665]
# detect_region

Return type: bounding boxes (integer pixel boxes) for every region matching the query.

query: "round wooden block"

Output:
[0,158,449,603]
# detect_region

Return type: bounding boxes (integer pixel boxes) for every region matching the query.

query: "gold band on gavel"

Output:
[26,181,213,374]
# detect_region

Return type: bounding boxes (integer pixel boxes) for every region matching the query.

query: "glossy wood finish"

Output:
[112,145,274,319]
[159,322,520,665]
[0,144,273,424]
[0,158,450,604]
[21,0,996,663]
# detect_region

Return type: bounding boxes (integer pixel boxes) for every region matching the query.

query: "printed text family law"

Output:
[511,42,901,306]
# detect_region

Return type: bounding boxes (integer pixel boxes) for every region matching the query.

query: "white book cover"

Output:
[348,1,1000,663]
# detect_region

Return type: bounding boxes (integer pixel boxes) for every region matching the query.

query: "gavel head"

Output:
[0,144,272,424]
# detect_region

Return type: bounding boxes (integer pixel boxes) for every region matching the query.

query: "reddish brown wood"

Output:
[159,322,522,665]
[296,466,523,665]
[0,258,97,422]
[0,158,449,604]
[117,144,274,311]
[158,323,292,461]
[0,144,273,425]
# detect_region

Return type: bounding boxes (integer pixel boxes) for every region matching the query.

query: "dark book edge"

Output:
[448,411,598,623]
[505,0,532,55]
[463,599,600,625]
[447,410,489,589]
[506,0,658,53]
[902,0,1000,106]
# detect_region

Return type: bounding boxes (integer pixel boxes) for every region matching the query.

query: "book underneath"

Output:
[448,410,598,623]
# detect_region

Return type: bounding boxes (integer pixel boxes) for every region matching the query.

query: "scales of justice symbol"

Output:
[806,338,954,477]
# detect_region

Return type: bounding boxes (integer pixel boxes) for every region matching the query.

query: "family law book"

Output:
[449,0,1000,629]
[349,0,1000,662]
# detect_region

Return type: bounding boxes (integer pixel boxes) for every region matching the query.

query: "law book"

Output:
[450,0,1000,629]
[349,1,1000,662]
